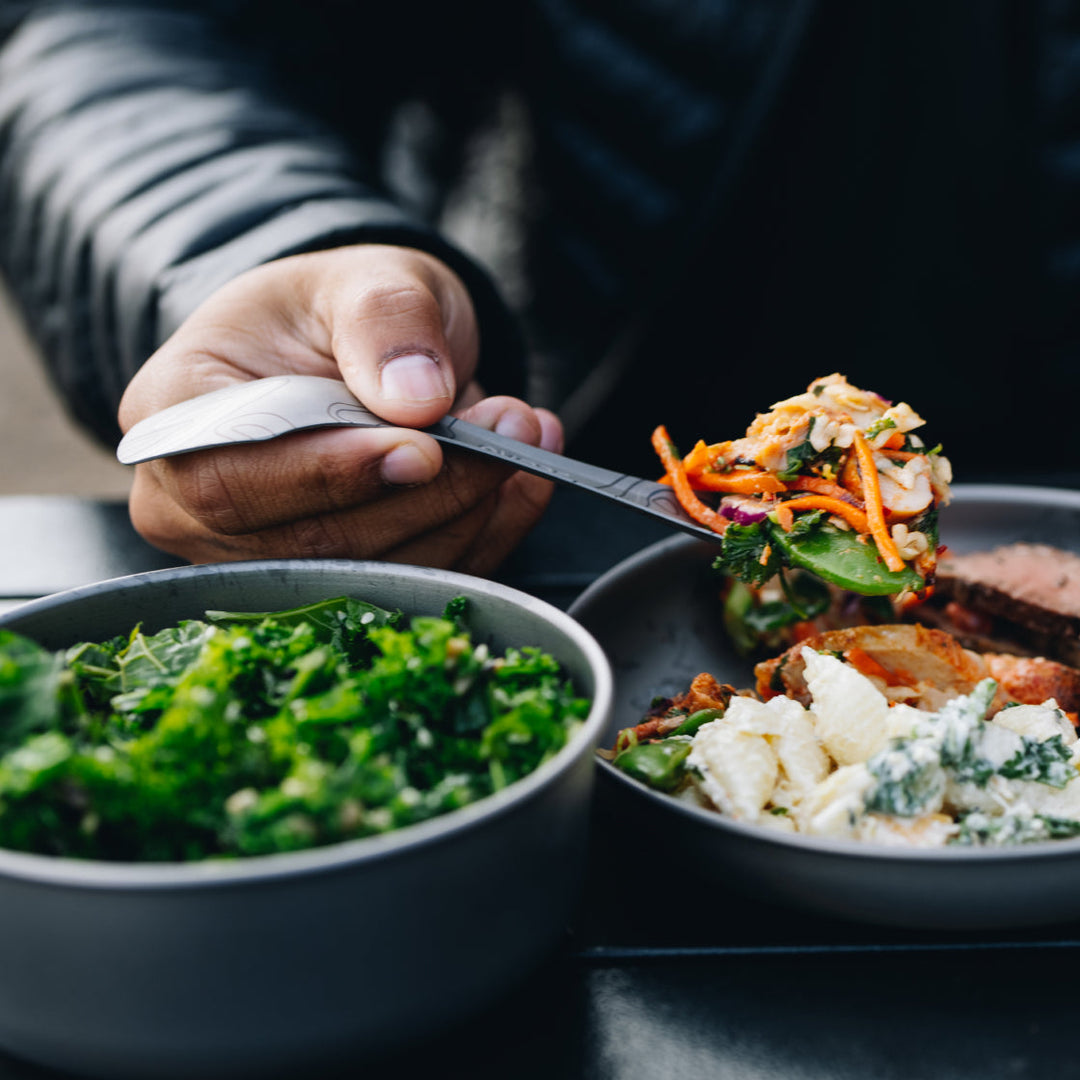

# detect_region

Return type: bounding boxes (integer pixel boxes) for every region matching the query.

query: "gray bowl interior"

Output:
[570,485,1080,930]
[0,559,613,1078]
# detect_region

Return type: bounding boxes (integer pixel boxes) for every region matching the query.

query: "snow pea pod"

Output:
[613,739,692,792]
[769,523,924,596]
[670,708,724,737]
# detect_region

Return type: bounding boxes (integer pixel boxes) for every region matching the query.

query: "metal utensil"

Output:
[117,374,724,544]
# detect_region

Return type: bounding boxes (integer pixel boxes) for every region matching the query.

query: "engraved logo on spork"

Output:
[326,400,384,426]
[645,486,686,517]
[593,475,689,520]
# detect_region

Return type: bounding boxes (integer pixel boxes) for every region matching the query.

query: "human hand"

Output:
[118,245,562,575]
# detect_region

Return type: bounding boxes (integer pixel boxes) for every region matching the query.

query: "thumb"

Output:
[323,246,479,428]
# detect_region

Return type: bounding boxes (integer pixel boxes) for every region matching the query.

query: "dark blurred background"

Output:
[0,0,1071,494]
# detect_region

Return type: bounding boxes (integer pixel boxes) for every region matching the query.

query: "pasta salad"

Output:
[607,636,1080,848]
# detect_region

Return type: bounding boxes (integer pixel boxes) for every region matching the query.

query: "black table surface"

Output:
[2,488,1079,1079]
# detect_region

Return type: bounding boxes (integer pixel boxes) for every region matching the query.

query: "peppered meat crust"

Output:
[925,543,1080,666]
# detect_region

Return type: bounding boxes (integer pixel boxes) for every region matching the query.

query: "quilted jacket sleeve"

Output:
[0,1,524,446]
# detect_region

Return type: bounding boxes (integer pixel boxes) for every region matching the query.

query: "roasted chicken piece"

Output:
[755,624,988,711]
[752,623,1080,719]
[982,653,1080,716]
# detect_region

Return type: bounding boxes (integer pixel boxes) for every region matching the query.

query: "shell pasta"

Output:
[609,639,1080,848]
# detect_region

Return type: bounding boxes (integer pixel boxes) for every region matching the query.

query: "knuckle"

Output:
[280,514,361,559]
[170,459,254,536]
[431,468,480,520]
[348,280,437,328]
[128,500,178,554]
[311,446,378,511]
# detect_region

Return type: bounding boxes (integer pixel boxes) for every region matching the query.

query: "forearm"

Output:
[0,2,523,445]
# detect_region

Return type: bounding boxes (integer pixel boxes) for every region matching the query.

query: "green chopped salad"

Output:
[0,596,589,862]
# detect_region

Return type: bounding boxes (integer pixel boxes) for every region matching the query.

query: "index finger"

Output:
[144,423,445,537]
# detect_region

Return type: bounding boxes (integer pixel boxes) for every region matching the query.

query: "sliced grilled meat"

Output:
[922,543,1080,666]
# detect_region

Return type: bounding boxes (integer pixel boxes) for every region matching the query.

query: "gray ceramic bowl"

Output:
[570,485,1080,931]
[0,560,612,1079]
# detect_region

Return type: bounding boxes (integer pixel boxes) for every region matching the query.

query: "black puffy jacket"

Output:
[0,1,1075,479]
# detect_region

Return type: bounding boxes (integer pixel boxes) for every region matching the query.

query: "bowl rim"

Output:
[0,558,614,889]
[574,482,1080,866]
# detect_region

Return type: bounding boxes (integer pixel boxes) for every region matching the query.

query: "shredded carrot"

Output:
[662,448,786,494]
[852,430,905,572]
[774,502,794,532]
[899,584,934,613]
[681,439,717,475]
[843,647,915,688]
[681,439,735,473]
[775,495,870,534]
[843,647,895,682]
[651,425,728,535]
[689,470,787,494]
[879,448,923,462]
[788,476,862,505]
[883,431,906,450]
[840,453,862,496]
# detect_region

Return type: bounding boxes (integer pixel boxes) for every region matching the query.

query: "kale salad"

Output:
[0,596,589,862]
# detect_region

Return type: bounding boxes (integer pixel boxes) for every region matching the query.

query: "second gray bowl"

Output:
[570,485,1080,931]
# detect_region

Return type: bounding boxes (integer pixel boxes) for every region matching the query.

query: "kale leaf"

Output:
[998,734,1076,788]
[0,597,588,862]
[774,422,845,481]
[864,740,946,817]
[713,522,784,587]
[937,679,999,787]
[0,629,68,754]
[731,573,831,646]
[954,810,1080,846]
